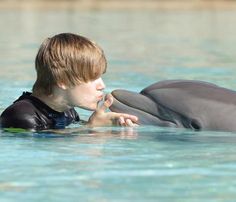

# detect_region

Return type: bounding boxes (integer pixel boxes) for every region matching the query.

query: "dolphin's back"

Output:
[111,80,236,132]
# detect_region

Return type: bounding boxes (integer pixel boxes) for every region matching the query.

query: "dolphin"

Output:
[109,80,236,132]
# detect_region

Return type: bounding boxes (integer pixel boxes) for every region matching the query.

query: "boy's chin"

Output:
[79,104,97,111]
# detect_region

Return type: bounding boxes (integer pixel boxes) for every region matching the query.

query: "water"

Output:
[1,9,236,201]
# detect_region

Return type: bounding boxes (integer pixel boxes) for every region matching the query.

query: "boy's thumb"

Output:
[97,94,113,112]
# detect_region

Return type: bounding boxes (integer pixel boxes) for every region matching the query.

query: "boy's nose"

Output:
[97,78,106,90]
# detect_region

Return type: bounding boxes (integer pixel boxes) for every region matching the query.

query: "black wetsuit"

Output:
[0,92,80,131]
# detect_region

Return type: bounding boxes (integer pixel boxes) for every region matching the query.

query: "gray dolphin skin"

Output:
[109,80,236,132]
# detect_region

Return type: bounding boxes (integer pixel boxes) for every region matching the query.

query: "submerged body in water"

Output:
[110,80,236,132]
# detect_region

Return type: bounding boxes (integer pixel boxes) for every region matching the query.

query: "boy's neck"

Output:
[32,91,70,112]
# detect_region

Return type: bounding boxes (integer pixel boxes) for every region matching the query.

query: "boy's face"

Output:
[65,77,105,110]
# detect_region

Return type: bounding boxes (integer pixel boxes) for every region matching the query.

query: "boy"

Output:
[0,33,138,131]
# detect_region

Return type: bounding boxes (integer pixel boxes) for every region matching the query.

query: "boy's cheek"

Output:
[87,103,98,111]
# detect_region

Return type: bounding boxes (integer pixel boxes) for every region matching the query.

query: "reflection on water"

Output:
[1,9,236,202]
[2,125,236,144]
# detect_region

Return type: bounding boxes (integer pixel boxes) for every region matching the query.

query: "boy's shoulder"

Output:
[4,93,37,112]
[0,93,42,130]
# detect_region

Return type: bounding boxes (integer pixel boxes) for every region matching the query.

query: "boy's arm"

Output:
[87,95,139,127]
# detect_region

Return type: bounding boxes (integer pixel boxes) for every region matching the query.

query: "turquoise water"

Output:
[1,9,236,201]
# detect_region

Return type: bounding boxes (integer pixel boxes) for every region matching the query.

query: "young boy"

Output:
[0,33,138,131]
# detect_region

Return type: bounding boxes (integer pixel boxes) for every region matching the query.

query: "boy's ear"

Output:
[57,83,68,90]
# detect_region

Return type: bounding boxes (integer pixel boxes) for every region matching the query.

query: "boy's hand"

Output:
[88,94,139,127]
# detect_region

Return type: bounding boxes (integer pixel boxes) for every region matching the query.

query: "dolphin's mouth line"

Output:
[111,94,156,117]
[111,94,178,126]
[142,92,179,122]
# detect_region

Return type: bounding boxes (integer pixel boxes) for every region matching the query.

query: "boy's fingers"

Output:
[125,119,140,127]
[118,113,138,123]
[119,117,125,126]
[125,119,134,127]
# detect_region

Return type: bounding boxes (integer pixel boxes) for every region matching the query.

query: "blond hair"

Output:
[32,33,107,95]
